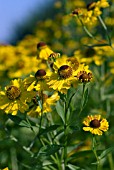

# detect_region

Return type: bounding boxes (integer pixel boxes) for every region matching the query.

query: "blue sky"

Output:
[0,0,49,43]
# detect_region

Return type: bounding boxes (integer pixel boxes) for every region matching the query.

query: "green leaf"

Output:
[56,100,65,123]
[67,87,77,105]
[52,128,64,140]
[39,144,62,156]
[99,147,114,160]
[43,160,54,166]
[68,150,93,161]
[67,164,85,170]
[8,114,34,128]
[82,88,89,108]
[40,125,60,135]
[19,120,32,128]
[69,125,80,131]
[8,114,22,124]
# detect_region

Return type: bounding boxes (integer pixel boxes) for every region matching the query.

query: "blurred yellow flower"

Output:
[72,0,109,25]
[83,115,109,135]
[27,92,60,116]
[37,42,54,60]
[0,79,35,115]
[74,45,114,65]
[0,45,17,72]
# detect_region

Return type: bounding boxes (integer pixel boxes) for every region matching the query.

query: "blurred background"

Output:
[0,0,55,44]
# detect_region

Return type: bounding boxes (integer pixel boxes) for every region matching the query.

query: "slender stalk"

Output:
[77,16,102,43]
[100,63,105,101]
[63,96,68,169]
[78,16,95,39]
[92,136,100,170]
[106,97,114,170]
[78,83,86,116]
[98,16,112,47]
[107,153,114,170]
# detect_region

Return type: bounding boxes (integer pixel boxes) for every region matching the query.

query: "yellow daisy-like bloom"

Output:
[24,69,51,91]
[27,92,60,117]
[75,64,93,83]
[47,56,79,94]
[37,42,54,60]
[0,79,35,115]
[83,115,109,135]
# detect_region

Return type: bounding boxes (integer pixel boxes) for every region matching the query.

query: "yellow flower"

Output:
[27,92,60,117]
[24,69,51,91]
[47,56,79,94]
[75,64,93,83]
[37,42,54,60]
[83,115,109,135]
[0,79,35,115]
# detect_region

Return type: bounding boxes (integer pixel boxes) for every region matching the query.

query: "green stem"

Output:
[78,16,95,39]
[98,16,112,47]
[107,153,114,170]
[77,16,102,43]
[100,63,105,101]
[78,83,86,116]
[92,136,100,170]
[63,96,68,169]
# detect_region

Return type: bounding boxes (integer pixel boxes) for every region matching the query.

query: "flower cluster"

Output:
[72,0,109,24]
[0,42,93,116]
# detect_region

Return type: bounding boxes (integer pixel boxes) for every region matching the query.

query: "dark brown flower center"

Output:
[77,71,92,82]
[35,69,46,80]
[37,42,46,49]
[90,119,100,128]
[6,86,21,100]
[85,48,96,58]
[72,8,81,15]
[58,65,72,79]
[87,2,96,11]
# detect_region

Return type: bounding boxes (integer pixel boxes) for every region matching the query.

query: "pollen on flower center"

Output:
[6,86,21,100]
[90,119,100,128]
[77,71,92,82]
[58,65,72,79]
[35,69,46,80]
